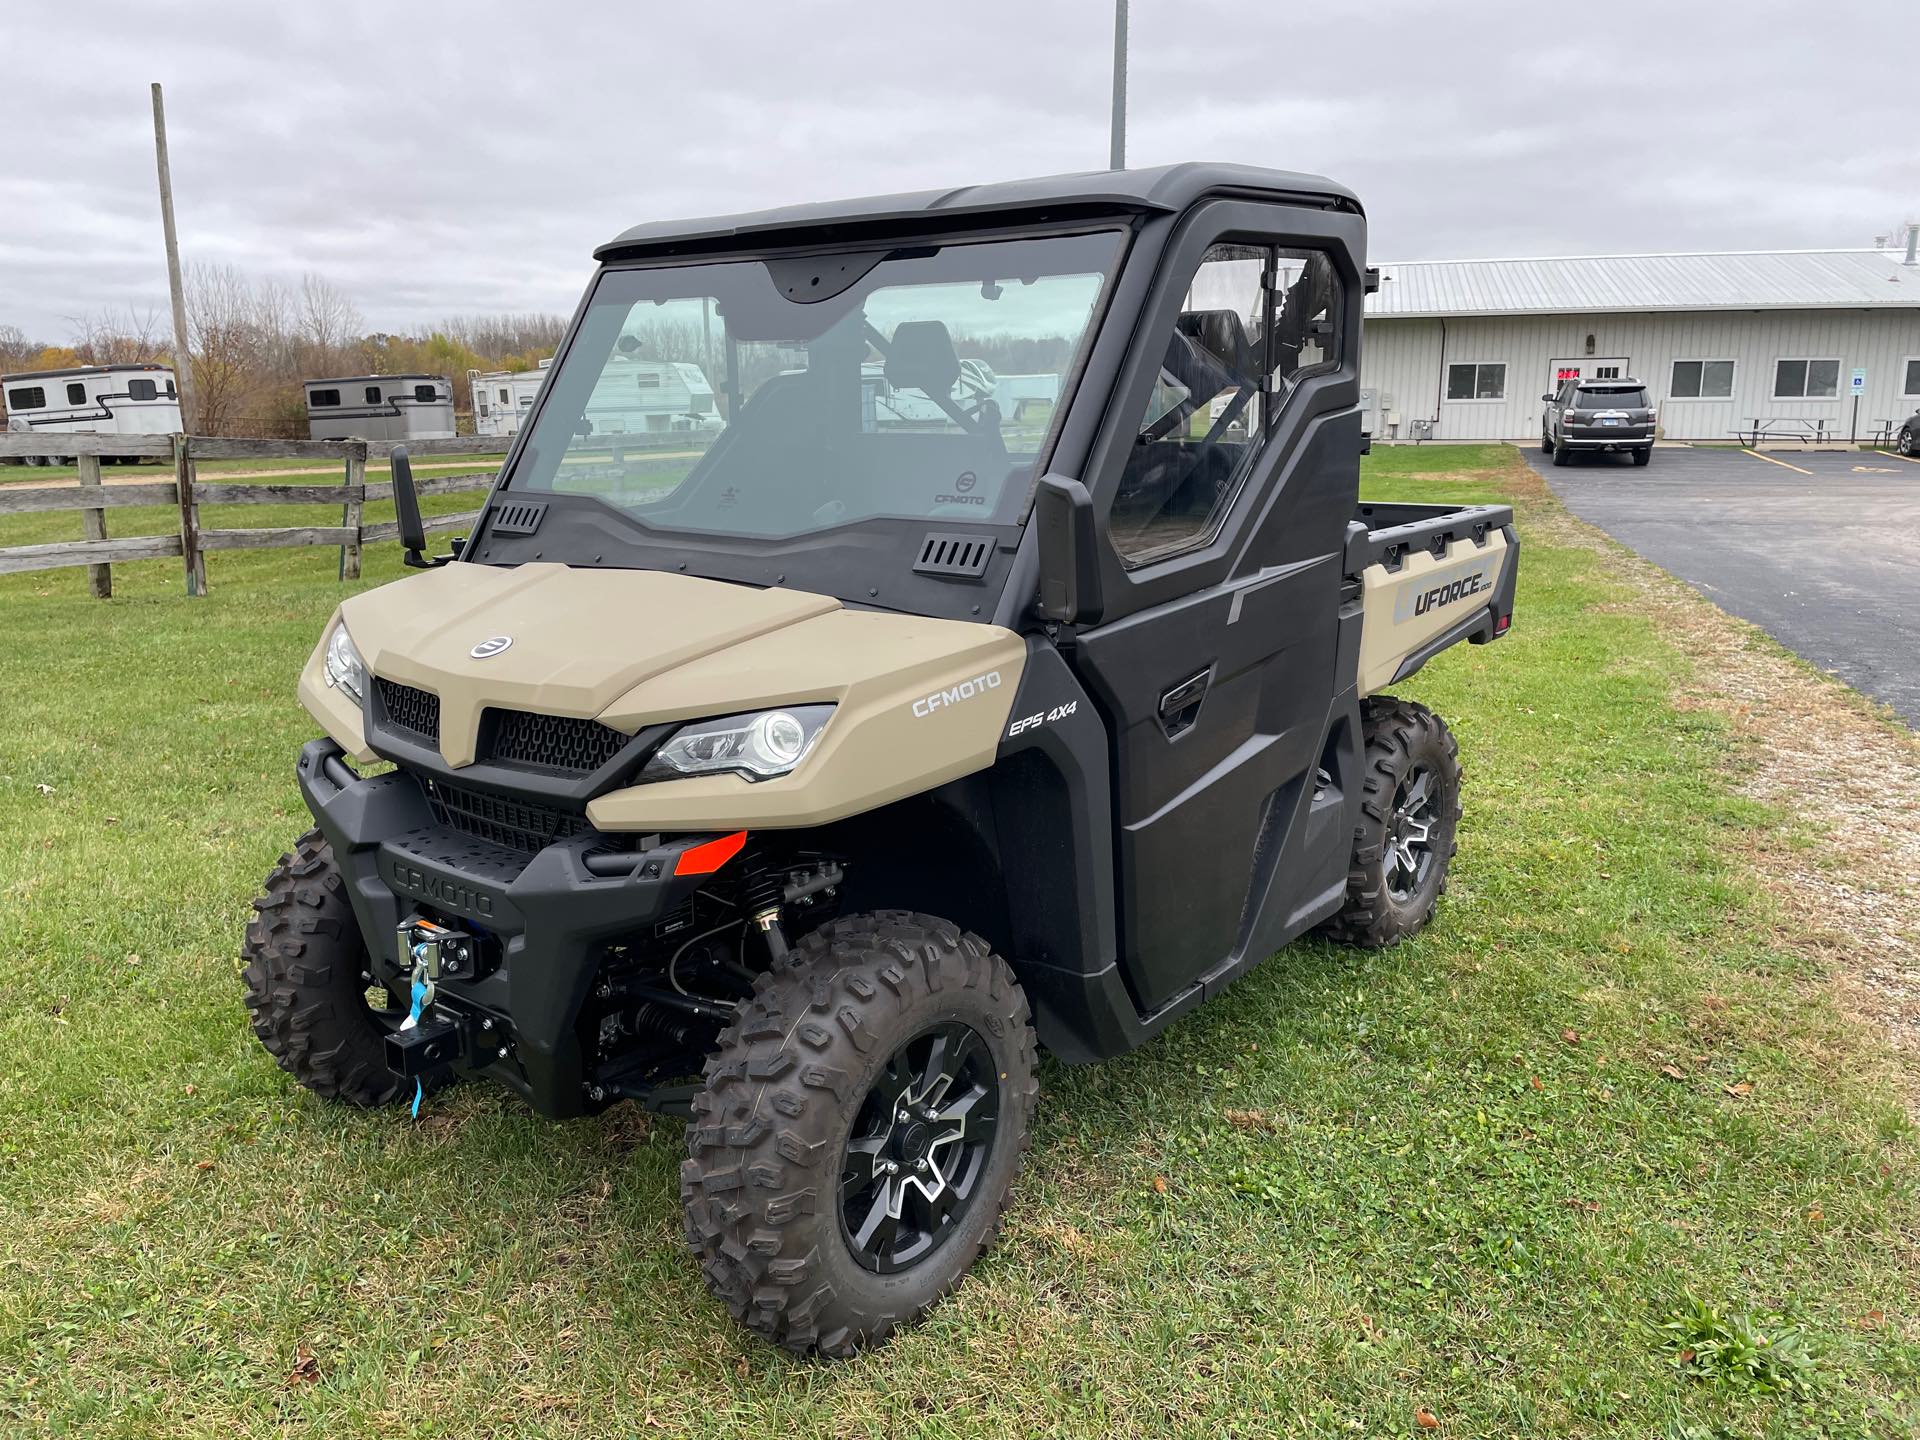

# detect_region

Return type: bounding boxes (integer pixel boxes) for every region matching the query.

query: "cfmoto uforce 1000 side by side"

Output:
[242,163,1518,1356]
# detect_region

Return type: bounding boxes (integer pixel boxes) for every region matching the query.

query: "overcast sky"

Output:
[3,0,1915,341]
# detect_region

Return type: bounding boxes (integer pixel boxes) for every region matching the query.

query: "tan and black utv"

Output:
[243,163,1518,1357]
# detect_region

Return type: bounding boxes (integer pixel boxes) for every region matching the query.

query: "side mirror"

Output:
[1541,393,1555,402]
[391,445,430,568]
[1034,473,1102,626]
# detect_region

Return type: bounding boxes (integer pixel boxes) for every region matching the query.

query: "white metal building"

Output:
[1361,247,1920,443]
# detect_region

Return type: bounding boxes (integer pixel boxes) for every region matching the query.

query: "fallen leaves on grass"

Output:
[1660,1063,1688,1081]
[1415,1406,1440,1429]
[1724,1081,1754,1099]
[1150,1175,1169,1195]
[1223,1108,1278,1133]
[1561,1028,1581,1045]
[286,1342,320,1386]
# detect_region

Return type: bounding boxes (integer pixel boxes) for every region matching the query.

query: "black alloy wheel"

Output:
[1382,763,1439,904]
[839,1021,1003,1275]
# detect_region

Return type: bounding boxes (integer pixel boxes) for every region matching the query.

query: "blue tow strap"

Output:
[402,966,430,1121]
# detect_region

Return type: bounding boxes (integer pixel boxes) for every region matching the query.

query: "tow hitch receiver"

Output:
[384,915,496,1079]
[386,1016,463,1077]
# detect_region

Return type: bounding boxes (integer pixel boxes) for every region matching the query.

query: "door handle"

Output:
[1158,666,1212,739]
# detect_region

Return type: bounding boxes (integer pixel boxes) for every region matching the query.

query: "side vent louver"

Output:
[912,531,993,579]
[488,500,547,537]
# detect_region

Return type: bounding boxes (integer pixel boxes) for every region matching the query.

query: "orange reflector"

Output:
[674,830,748,876]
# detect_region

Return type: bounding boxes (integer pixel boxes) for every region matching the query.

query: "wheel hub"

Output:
[839,1021,1002,1273]
[1386,764,1438,901]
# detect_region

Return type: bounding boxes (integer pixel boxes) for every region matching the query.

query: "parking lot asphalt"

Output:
[1526,444,1920,727]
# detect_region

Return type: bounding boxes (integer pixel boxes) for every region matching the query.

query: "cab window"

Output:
[1110,243,1344,567]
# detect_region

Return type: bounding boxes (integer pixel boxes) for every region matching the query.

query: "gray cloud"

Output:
[3,0,1915,341]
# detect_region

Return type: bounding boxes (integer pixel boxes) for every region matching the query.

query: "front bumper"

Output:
[295,738,712,1117]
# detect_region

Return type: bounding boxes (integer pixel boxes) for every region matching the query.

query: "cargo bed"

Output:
[1344,501,1518,695]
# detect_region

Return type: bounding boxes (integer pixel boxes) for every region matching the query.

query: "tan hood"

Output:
[298,562,1028,829]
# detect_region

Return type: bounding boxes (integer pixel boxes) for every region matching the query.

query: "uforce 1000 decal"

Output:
[1392,558,1500,624]
[911,668,1003,718]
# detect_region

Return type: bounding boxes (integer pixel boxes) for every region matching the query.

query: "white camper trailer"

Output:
[305,374,456,442]
[1,363,183,464]
[469,358,551,438]
[581,358,722,438]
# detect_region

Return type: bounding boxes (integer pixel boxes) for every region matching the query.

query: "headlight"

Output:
[640,705,833,783]
[323,622,367,704]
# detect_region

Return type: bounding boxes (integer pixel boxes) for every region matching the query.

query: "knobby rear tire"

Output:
[1321,696,1463,949]
[681,910,1037,1358]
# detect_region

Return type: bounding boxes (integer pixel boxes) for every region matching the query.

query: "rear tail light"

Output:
[1495,614,1511,635]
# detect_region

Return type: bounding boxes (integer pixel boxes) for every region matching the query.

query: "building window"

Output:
[67,382,87,404]
[7,386,46,410]
[498,387,510,404]
[1773,358,1840,400]
[412,383,438,402]
[127,379,157,401]
[1903,358,1920,398]
[1670,359,1735,400]
[1446,362,1506,401]
[309,389,341,407]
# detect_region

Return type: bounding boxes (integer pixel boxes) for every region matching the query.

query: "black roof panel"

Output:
[304,374,450,386]
[595,162,1359,262]
[1,362,173,383]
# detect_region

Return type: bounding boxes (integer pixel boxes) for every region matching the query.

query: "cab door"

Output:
[1070,201,1366,1016]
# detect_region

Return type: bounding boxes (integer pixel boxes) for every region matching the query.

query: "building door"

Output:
[1549,357,1631,391]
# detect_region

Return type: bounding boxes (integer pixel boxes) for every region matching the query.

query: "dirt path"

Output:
[1510,460,1920,1099]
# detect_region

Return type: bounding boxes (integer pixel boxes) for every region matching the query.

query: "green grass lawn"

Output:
[1,445,1915,1437]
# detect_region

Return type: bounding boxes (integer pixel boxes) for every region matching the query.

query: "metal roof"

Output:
[1367,249,1919,317]
[597,163,1359,261]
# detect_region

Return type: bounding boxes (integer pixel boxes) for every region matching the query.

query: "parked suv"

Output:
[1542,378,1656,466]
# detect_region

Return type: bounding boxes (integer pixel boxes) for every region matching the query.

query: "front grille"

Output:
[485,708,631,773]
[377,678,440,742]
[422,776,587,854]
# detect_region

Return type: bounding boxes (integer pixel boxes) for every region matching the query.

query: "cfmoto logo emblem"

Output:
[470,635,513,659]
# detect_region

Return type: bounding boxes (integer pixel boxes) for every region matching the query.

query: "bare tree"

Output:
[298,273,362,371]
[184,262,272,435]
[64,305,170,366]
[0,324,43,371]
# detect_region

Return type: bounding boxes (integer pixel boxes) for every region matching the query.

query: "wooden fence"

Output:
[0,434,504,598]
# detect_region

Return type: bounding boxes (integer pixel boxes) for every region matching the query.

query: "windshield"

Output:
[503,232,1122,542]
[1576,386,1647,409]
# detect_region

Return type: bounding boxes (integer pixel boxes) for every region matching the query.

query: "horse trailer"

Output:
[469,359,551,438]
[1,363,182,464]
[305,375,456,442]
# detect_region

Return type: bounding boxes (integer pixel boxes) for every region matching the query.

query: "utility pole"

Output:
[1109,0,1128,170]
[151,82,197,434]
